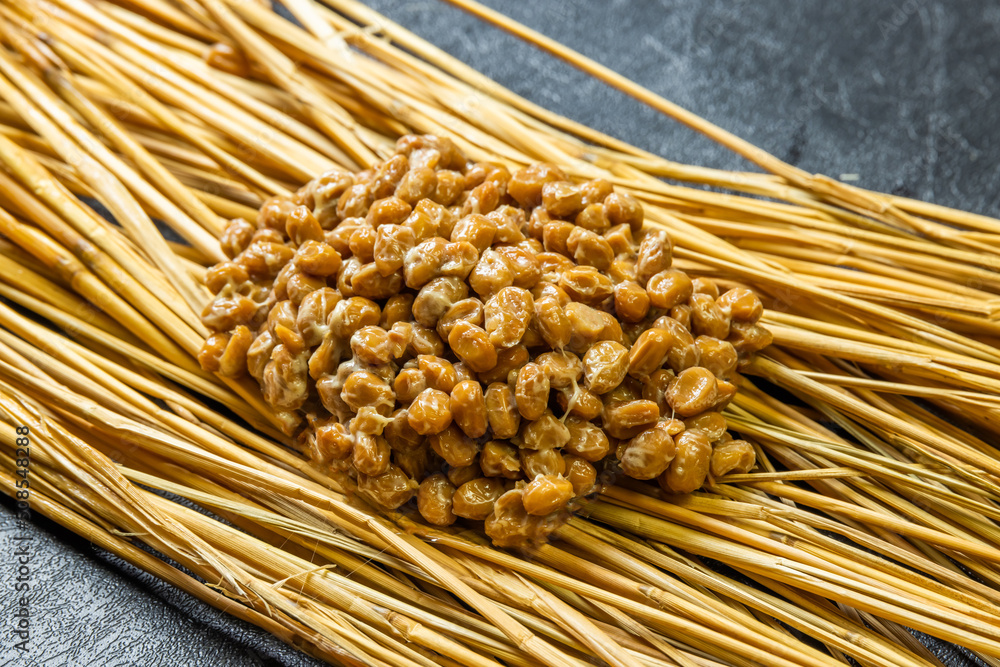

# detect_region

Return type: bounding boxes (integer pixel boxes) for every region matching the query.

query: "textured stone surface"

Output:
[367,0,1000,214]
[3,1,996,665]
[0,504,321,666]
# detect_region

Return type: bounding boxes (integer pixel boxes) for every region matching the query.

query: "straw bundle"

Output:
[1,1,999,666]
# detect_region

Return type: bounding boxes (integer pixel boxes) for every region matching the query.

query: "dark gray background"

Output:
[2,1,997,665]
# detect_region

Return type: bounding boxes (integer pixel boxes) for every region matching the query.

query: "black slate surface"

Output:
[2,1,998,665]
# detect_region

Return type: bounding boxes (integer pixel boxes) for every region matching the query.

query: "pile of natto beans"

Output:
[198,135,771,547]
